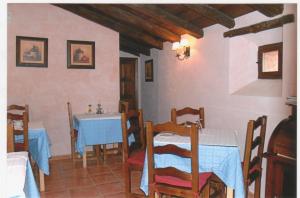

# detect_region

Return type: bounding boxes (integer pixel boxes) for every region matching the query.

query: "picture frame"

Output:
[16,36,48,68]
[258,42,282,79]
[67,40,95,69]
[145,59,153,82]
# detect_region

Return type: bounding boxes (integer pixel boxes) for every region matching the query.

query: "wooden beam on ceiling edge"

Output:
[125,4,204,38]
[224,14,294,38]
[184,4,235,28]
[120,36,151,56]
[90,5,180,42]
[249,4,284,17]
[54,4,163,49]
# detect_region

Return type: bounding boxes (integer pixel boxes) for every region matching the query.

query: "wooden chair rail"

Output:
[155,167,193,181]
[176,107,200,116]
[154,144,192,157]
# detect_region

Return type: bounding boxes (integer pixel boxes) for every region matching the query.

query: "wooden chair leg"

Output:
[118,143,122,154]
[95,145,100,164]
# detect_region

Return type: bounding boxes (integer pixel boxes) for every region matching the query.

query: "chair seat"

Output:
[155,172,213,190]
[15,143,26,152]
[127,150,145,167]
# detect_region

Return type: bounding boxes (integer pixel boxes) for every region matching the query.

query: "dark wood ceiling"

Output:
[54,4,283,56]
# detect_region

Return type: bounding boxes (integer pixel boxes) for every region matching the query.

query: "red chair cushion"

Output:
[127,150,145,167]
[155,172,212,190]
[15,143,25,151]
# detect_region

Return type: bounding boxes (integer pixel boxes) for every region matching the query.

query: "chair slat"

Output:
[154,144,192,158]
[251,136,262,150]
[249,156,261,171]
[248,170,261,185]
[155,167,192,181]
[176,107,200,116]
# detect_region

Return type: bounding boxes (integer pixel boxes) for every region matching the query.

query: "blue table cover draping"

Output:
[15,122,51,175]
[24,160,40,198]
[74,113,134,155]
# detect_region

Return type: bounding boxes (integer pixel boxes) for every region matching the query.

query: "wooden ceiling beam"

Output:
[90,5,180,42]
[54,4,163,49]
[224,14,294,38]
[184,4,235,28]
[120,45,140,57]
[120,36,151,56]
[249,4,284,17]
[125,4,204,38]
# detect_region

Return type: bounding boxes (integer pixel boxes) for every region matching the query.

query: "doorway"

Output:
[120,57,138,110]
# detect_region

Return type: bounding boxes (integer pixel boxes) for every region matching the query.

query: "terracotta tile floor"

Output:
[41,154,253,198]
[40,154,145,198]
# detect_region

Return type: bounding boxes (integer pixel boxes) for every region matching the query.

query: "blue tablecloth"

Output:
[16,122,51,175]
[24,160,40,198]
[140,132,245,198]
[74,113,134,155]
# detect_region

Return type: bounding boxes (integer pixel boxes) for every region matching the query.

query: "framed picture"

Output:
[16,36,48,67]
[67,40,95,69]
[145,59,153,82]
[258,42,282,79]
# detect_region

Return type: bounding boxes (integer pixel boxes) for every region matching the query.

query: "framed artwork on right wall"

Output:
[145,59,153,82]
[258,42,282,79]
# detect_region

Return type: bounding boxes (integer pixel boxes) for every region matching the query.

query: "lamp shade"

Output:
[180,39,189,47]
[172,42,180,50]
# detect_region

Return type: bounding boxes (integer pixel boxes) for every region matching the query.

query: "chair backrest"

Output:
[121,109,145,161]
[67,102,74,131]
[119,100,129,113]
[7,121,15,152]
[243,115,267,198]
[171,107,205,128]
[146,121,199,196]
[7,104,29,121]
[7,111,29,151]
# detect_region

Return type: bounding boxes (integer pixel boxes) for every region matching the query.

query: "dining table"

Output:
[140,128,245,198]
[15,121,52,192]
[74,112,134,168]
[7,151,40,198]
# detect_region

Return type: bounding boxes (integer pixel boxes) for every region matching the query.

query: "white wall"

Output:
[8,4,120,156]
[141,4,297,197]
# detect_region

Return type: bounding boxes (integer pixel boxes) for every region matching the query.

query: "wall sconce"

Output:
[172,39,190,60]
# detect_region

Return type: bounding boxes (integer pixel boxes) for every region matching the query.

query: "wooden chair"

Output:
[243,115,267,198]
[171,107,205,128]
[7,111,29,152]
[8,104,29,121]
[119,100,129,113]
[145,121,220,198]
[67,102,80,161]
[7,121,15,152]
[121,109,146,198]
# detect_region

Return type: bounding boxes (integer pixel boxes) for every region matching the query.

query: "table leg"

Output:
[83,149,87,168]
[39,169,45,191]
[227,187,233,198]
[95,145,100,164]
